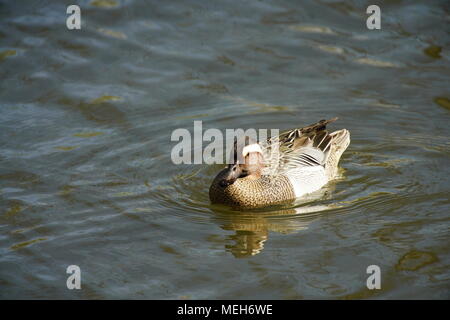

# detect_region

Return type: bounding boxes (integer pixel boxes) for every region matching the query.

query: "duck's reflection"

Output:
[225,230,268,258]
[214,202,338,258]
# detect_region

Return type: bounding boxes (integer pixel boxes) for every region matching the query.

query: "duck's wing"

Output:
[261,118,338,175]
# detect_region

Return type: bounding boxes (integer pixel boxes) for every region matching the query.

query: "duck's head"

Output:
[219,140,264,188]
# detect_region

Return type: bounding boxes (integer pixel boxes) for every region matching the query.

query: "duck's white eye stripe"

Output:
[242,143,263,157]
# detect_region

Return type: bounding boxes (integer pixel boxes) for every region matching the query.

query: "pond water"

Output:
[0,0,449,299]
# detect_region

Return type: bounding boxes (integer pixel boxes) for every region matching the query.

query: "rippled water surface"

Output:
[1,0,449,299]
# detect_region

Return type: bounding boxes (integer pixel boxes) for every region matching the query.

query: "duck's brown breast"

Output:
[209,170,296,209]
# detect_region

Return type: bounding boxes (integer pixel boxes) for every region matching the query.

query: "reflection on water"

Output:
[209,183,339,257]
[1,0,449,299]
[218,205,332,258]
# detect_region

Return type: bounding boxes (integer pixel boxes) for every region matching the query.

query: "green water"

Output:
[0,0,449,299]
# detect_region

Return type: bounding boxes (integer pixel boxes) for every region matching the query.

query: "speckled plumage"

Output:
[209,170,295,208]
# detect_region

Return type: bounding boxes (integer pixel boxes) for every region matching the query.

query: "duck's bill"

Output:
[219,164,243,187]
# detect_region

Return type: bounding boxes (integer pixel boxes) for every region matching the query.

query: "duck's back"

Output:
[261,120,350,180]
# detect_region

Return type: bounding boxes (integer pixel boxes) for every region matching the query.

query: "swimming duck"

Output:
[209,118,350,209]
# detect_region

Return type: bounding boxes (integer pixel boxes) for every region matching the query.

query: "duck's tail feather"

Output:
[325,129,350,179]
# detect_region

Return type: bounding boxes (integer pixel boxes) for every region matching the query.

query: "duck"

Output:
[209,117,350,209]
